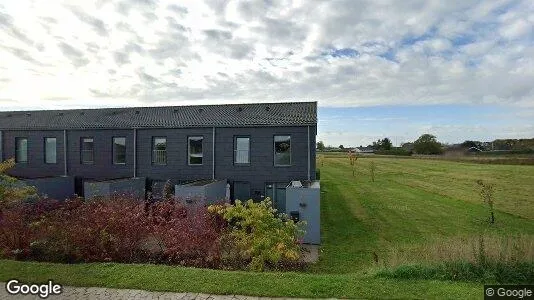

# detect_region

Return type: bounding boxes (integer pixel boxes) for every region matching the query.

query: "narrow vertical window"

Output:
[15,137,28,163]
[152,137,167,165]
[234,136,250,164]
[113,137,126,164]
[45,137,57,164]
[81,137,94,164]
[188,136,203,165]
[274,135,291,166]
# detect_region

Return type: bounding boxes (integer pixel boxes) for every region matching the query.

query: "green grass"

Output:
[2,156,534,298]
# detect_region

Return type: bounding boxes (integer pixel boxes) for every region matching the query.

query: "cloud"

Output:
[0,0,532,113]
[65,5,108,37]
[0,10,35,46]
[57,42,90,67]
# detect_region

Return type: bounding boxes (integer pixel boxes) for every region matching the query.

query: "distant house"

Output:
[354,146,374,153]
[0,102,317,204]
[467,146,483,153]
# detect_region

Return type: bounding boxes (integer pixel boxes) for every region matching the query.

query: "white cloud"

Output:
[0,0,532,111]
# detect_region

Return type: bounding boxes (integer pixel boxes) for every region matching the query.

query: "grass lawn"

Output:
[2,156,533,299]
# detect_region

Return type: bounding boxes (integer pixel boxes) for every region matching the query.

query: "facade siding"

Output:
[2,130,65,178]
[215,126,316,198]
[66,129,134,180]
[2,125,317,199]
[136,128,214,181]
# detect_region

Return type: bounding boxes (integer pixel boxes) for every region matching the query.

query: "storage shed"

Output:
[285,180,320,244]
[175,179,228,205]
[84,177,146,200]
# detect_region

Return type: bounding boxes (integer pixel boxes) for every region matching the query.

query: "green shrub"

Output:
[377,260,534,283]
[208,198,305,271]
[375,149,412,156]
[0,159,37,209]
[315,169,321,180]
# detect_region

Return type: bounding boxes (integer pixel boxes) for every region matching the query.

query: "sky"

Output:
[0,0,533,146]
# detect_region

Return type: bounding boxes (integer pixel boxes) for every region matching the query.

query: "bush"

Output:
[0,196,224,267]
[377,261,534,283]
[208,198,305,271]
[0,159,37,209]
[315,169,321,180]
[375,149,412,156]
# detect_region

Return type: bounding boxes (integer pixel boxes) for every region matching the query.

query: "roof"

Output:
[0,102,317,130]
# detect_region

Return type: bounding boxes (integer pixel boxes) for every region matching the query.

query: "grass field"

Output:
[2,156,534,299]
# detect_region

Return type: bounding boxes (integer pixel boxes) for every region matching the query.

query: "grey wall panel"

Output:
[3,130,66,178]
[23,176,75,200]
[214,126,317,198]
[136,128,214,181]
[84,177,145,200]
[1,125,317,199]
[67,129,134,180]
[286,181,321,244]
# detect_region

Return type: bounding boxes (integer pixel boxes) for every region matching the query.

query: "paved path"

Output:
[1,284,310,300]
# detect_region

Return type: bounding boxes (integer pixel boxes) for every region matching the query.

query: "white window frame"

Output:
[274,135,291,166]
[44,137,57,164]
[188,136,203,165]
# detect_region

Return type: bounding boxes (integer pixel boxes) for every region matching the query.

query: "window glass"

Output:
[45,137,57,164]
[188,136,203,165]
[81,138,94,164]
[113,137,126,164]
[274,135,291,165]
[152,137,167,165]
[15,138,28,163]
[235,137,250,164]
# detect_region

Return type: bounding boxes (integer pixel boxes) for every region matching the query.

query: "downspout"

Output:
[212,127,215,180]
[63,129,68,176]
[133,128,137,178]
[307,125,310,181]
[0,130,3,161]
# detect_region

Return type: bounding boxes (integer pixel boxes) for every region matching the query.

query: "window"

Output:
[274,135,291,166]
[152,137,167,165]
[45,137,57,164]
[113,137,126,164]
[188,136,203,165]
[15,137,28,163]
[81,137,94,164]
[234,136,250,164]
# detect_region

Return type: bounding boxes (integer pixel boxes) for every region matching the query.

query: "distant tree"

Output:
[317,141,325,151]
[372,138,392,151]
[461,140,482,149]
[413,134,443,155]
[401,142,414,151]
[339,145,344,149]
[382,138,392,150]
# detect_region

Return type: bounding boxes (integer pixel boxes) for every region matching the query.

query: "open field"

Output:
[2,157,534,298]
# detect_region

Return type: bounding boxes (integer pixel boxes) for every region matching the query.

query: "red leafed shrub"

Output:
[148,202,224,268]
[0,196,224,268]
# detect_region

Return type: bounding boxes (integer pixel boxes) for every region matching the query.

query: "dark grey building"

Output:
[0,102,317,203]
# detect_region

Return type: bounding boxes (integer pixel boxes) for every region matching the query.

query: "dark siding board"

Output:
[136,128,213,181]
[215,126,316,196]
[3,130,65,178]
[1,125,317,194]
[67,129,134,180]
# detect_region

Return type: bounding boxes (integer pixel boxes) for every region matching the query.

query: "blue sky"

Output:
[318,104,533,146]
[0,0,533,145]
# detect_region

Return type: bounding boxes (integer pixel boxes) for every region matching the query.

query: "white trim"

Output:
[187,136,204,166]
